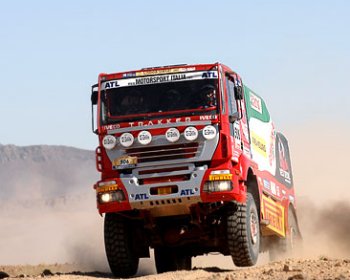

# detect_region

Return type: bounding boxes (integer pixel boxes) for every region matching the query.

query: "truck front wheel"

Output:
[227,193,260,266]
[104,213,139,277]
[154,246,191,273]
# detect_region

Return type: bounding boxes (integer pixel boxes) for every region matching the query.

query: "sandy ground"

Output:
[1,257,350,280]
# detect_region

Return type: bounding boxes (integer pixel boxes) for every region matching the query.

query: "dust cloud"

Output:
[0,189,108,271]
[287,120,350,258]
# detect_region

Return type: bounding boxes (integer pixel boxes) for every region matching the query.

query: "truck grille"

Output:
[126,142,200,163]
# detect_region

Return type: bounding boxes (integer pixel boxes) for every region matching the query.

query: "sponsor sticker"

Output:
[96,184,118,193]
[180,188,196,196]
[101,115,218,132]
[133,193,149,200]
[250,92,262,114]
[261,195,285,237]
[101,71,219,90]
[136,67,196,77]
[233,122,242,149]
[251,132,267,157]
[263,179,271,191]
[208,174,233,181]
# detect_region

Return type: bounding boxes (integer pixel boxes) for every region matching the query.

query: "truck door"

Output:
[226,74,251,163]
[225,75,242,162]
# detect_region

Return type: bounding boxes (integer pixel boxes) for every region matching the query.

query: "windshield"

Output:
[101,72,218,123]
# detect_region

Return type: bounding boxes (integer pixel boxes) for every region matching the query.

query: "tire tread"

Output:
[104,213,139,277]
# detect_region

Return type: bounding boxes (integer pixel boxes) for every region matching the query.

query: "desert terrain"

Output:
[1,257,350,280]
[1,122,349,280]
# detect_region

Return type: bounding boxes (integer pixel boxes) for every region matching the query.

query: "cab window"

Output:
[226,77,238,115]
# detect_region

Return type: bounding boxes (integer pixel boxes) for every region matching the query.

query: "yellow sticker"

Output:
[251,132,267,158]
[261,194,285,237]
[208,174,233,181]
[136,67,196,77]
[96,184,118,193]
[113,155,138,168]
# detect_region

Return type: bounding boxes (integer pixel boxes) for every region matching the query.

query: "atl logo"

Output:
[180,189,195,196]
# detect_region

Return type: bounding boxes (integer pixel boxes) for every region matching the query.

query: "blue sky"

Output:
[0,0,349,149]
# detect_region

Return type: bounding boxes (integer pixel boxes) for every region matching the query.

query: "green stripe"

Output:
[244,85,270,123]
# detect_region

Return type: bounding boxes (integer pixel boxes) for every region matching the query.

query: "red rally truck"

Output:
[90,63,301,277]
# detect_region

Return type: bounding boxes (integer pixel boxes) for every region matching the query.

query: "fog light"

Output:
[138,130,152,145]
[120,133,134,147]
[166,128,180,142]
[202,125,217,140]
[203,181,232,192]
[102,135,117,150]
[184,126,198,141]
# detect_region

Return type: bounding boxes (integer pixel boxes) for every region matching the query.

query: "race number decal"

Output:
[233,122,242,149]
[113,155,137,169]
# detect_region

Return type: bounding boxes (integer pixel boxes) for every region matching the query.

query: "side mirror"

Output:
[91,84,98,105]
[229,112,240,123]
[91,84,98,134]
[234,86,243,100]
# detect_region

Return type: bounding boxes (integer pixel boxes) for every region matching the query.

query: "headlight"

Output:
[184,126,198,141]
[120,133,134,147]
[98,190,125,203]
[102,135,117,150]
[202,125,217,140]
[203,181,233,192]
[166,128,180,142]
[138,130,152,145]
[100,193,112,203]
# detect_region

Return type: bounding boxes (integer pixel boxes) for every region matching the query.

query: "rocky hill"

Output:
[0,144,97,202]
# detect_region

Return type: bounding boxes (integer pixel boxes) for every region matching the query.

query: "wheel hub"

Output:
[250,212,258,244]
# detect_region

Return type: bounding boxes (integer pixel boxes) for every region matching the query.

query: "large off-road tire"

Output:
[269,208,302,261]
[104,213,139,277]
[154,246,191,273]
[227,193,260,266]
